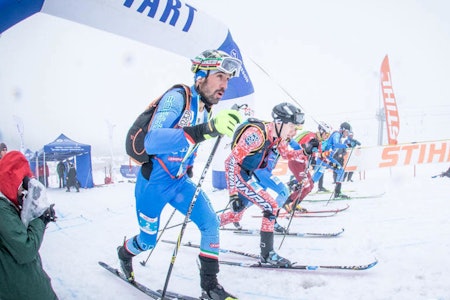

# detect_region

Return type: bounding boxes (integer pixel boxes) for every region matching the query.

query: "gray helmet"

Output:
[340,122,352,132]
[272,102,304,125]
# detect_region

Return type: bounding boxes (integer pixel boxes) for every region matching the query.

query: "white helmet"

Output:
[318,121,332,135]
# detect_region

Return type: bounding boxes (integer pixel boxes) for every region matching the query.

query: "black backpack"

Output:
[125,84,192,164]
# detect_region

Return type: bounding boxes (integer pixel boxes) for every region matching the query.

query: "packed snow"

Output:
[39,154,449,300]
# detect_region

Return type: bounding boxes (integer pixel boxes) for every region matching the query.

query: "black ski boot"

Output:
[232,222,243,230]
[117,245,135,282]
[260,231,292,267]
[334,182,350,199]
[199,255,237,300]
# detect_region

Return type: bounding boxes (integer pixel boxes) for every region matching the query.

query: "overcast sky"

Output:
[1,0,449,156]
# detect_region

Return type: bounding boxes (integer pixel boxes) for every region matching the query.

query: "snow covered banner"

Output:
[0,0,255,189]
[380,54,400,145]
[0,0,254,101]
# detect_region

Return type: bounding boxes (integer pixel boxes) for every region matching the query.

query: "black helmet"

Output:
[272,102,304,125]
[340,122,352,132]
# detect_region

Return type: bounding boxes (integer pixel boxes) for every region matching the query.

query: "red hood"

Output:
[0,151,33,208]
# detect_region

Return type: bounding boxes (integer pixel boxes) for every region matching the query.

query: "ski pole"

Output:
[139,207,178,267]
[326,147,355,206]
[278,157,312,250]
[249,58,320,126]
[160,135,223,299]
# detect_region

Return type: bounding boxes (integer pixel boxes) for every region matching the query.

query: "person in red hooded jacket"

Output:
[0,151,58,300]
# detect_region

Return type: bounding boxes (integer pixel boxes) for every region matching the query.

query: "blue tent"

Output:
[35,134,94,188]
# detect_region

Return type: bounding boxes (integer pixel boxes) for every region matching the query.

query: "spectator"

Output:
[0,142,7,159]
[0,151,58,300]
[66,163,79,192]
[56,160,66,188]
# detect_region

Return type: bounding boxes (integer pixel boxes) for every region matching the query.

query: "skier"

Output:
[220,102,307,267]
[116,49,242,300]
[223,146,292,233]
[343,131,361,182]
[0,151,57,300]
[312,122,352,198]
[282,125,324,213]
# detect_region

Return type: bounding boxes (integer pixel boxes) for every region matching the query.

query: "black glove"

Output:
[230,194,245,213]
[186,166,193,178]
[330,162,341,170]
[303,138,320,155]
[39,204,57,225]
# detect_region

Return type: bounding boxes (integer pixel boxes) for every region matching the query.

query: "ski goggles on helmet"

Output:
[293,113,305,125]
[191,56,242,78]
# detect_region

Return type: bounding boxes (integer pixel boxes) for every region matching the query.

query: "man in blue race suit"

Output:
[117,50,242,300]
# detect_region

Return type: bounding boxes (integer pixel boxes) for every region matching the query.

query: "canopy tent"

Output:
[34,134,94,188]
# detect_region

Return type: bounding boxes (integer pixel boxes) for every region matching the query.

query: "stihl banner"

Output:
[345,140,450,171]
[381,55,400,145]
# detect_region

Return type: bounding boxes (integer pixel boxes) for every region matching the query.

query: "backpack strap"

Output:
[145,84,193,180]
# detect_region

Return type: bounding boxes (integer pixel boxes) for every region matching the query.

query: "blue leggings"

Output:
[125,171,220,259]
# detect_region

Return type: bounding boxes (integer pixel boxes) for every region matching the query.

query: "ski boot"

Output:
[200,284,238,300]
[117,245,135,282]
[282,200,307,214]
[334,192,350,199]
[260,250,292,267]
[317,187,329,192]
[274,221,287,233]
[260,231,292,267]
[232,222,243,230]
[199,255,237,300]
[334,182,350,199]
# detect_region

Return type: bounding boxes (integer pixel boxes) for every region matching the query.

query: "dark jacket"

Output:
[0,196,58,300]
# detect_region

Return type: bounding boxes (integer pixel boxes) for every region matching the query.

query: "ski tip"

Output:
[98,261,107,267]
[367,258,379,269]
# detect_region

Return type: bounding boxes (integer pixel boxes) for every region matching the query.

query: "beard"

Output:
[197,79,224,107]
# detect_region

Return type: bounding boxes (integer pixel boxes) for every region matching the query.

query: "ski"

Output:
[252,211,338,218]
[157,290,205,300]
[310,189,355,195]
[229,228,345,238]
[161,239,260,259]
[303,192,386,202]
[99,261,199,299]
[219,259,378,271]
[251,204,350,219]
[98,261,162,299]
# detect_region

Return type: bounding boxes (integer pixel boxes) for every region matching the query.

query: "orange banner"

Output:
[346,140,450,171]
[380,55,400,145]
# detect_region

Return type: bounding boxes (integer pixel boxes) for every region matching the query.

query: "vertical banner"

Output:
[380,54,400,145]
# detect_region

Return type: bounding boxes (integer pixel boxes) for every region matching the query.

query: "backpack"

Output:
[231,118,268,154]
[125,84,192,165]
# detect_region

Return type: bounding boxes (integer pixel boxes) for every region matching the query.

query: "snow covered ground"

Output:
[38,160,450,300]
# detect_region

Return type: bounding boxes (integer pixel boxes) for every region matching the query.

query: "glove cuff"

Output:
[183,123,212,144]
